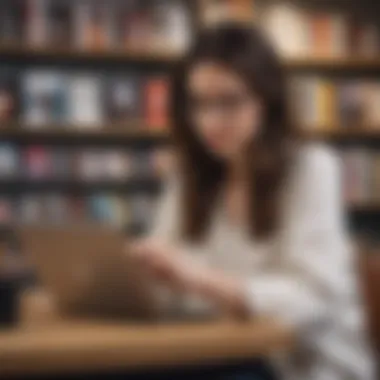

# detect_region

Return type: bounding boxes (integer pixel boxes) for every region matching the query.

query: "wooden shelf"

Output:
[0,44,181,64]
[2,126,380,144]
[284,57,380,70]
[1,44,380,70]
[301,129,380,141]
[0,127,170,143]
[0,178,161,194]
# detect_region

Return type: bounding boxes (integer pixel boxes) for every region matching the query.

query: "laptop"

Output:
[18,225,162,321]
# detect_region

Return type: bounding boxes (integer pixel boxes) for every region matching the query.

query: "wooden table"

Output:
[0,318,292,377]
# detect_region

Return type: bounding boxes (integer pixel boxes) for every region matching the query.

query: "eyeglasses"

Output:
[188,92,254,117]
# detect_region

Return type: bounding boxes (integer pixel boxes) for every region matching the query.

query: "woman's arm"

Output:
[132,146,355,326]
[241,146,349,328]
[159,146,353,327]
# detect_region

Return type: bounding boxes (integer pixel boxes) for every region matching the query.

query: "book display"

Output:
[0,0,379,233]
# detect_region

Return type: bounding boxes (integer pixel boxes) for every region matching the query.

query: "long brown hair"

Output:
[170,23,294,241]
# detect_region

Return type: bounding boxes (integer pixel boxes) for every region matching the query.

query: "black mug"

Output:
[0,277,19,327]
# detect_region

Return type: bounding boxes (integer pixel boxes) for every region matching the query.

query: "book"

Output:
[80,0,111,50]
[123,151,134,179]
[87,193,115,224]
[289,76,321,130]
[347,18,364,57]
[310,13,334,58]
[150,0,191,53]
[67,72,104,128]
[260,3,308,58]
[125,1,151,51]
[290,77,380,130]
[22,70,68,128]
[342,149,371,204]
[356,23,380,57]
[102,150,128,181]
[309,13,349,58]
[363,82,380,128]
[112,0,135,49]
[26,0,49,47]
[330,14,349,58]
[338,81,365,129]
[317,79,338,129]
[131,150,154,179]
[0,144,19,179]
[72,0,88,49]
[0,0,26,44]
[51,147,72,180]
[105,74,141,125]
[0,197,13,224]
[46,0,74,47]
[144,76,169,130]
[346,18,379,57]
[77,149,104,182]
[200,0,255,25]
[0,67,19,124]
[23,145,52,180]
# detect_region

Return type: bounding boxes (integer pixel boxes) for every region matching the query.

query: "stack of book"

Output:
[0,0,192,54]
[341,149,380,205]
[0,66,169,130]
[0,143,170,181]
[288,76,380,131]
[0,192,158,231]
[260,3,380,59]
[200,0,255,25]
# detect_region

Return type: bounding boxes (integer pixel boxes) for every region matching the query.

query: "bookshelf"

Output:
[2,126,380,144]
[0,178,161,194]
[0,0,192,232]
[284,57,380,71]
[0,0,379,232]
[302,129,380,141]
[0,44,182,65]
[2,44,380,70]
[0,126,170,144]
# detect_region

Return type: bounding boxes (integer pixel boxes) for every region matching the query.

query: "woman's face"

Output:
[187,61,263,161]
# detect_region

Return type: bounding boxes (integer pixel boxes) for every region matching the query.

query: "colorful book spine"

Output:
[22,70,68,128]
[317,79,338,129]
[0,66,19,124]
[144,76,169,130]
[311,14,333,58]
[46,0,74,47]
[67,72,104,128]
[342,149,371,204]
[26,0,49,47]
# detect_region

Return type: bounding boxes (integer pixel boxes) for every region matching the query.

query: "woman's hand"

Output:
[128,239,250,318]
[129,239,208,292]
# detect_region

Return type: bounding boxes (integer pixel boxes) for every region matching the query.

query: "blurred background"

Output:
[0,0,379,345]
[0,0,379,239]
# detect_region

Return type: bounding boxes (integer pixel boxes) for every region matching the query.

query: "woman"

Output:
[131,23,375,380]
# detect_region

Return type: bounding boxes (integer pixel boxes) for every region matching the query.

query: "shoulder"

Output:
[284,142,341,208]
[293,142,341,183]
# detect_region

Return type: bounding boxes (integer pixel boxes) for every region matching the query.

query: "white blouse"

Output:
[150,143,375,380]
